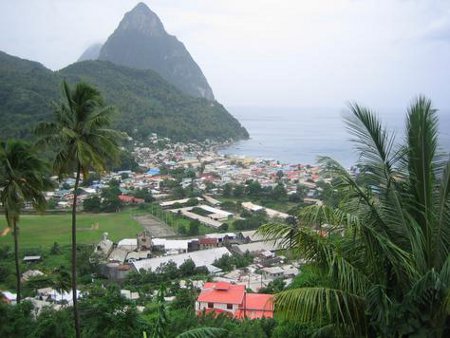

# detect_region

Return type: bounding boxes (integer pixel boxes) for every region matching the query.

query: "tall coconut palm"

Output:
[0,139,51,303]
[258,96,450,337]
[36,81,123,338]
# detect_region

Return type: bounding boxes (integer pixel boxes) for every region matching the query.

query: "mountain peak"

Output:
[134,2,151,11]
[98,3,215,100]
[78,43,103,62]
[120,2,166,37]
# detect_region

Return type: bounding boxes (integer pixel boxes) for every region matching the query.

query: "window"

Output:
[227,304,233,310]
[208,303,214,308]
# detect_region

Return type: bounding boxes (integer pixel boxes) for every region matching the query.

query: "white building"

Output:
[132,247,231,274]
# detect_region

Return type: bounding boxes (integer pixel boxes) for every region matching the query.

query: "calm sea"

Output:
[220,106,450,168]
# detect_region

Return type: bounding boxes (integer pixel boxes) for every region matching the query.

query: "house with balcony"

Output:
[195,282,273,319]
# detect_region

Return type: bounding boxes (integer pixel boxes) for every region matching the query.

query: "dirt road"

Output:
[133,214,176,237]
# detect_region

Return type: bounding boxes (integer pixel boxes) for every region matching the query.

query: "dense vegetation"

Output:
[36,80,124,338]
[0,242,315,338]
[0,51,60,138]
[259,98,450,337]
[0,284,311,338]
[0,140,53,303]
[0,51,248,142]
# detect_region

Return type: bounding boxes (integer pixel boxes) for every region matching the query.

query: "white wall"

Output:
[195,301,239,314]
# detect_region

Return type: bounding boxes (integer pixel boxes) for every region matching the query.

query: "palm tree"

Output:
[52,266,72,301]
[0,139,51,303]
[36,81,123,338]
[258,97,450,337]
[144,286,227,338]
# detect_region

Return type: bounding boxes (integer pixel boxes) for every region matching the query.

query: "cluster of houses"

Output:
[158,196,290,230]
[86,225,297,321]
[92,223,301,294]
[130,136,326,201]
[2,136,330,320]
[39,134,329,212]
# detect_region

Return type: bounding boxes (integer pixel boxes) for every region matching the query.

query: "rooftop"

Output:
[198,282,245,305]
[132,247,231,272]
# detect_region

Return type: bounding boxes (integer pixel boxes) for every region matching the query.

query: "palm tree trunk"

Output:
[13,218,21,303]
[72,165,81,338]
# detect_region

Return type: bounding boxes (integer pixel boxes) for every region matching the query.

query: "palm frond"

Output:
[275,287,367,336]
[318,156,402,237]
[345,103,399,173]
[176,327,227,338]
[406,96,438,266]
[434,159,450,267]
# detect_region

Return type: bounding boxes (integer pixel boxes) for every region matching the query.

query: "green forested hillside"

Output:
[0,51,248,142]
[59,60,248,141]
[0,51,60,138]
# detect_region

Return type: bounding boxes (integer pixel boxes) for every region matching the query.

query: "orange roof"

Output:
[118,194,145,204]
[197,282,245,305]
[245,293,273,311]
[118,194,134,202]
[235,293,274,319]
[235,309,274,319]
[215,282,230,290]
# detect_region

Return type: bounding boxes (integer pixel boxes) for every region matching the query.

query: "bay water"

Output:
[220,106,450,168]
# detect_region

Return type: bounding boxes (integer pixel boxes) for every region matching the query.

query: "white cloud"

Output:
[0,0,449,108]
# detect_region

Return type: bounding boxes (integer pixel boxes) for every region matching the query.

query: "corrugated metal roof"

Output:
[132,247,231,272]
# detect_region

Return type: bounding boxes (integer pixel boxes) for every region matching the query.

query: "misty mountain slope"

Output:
[0,51,248,141]
[78,43,103,62]
[97,2,214,100]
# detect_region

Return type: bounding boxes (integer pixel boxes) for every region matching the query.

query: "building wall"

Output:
[195,301,240,314]
[263,271,284,279]
[246,309,272,318]
[117,244,137,251]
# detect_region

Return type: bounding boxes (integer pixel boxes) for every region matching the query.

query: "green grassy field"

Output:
[219,196,297,213]
[0,209,143,249]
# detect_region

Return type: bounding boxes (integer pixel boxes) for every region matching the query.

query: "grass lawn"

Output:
[0,209,143,249]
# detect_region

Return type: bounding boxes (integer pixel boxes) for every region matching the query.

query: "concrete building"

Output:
[195,282,273,319]
[132,247,231,274]
[261,266,285,280]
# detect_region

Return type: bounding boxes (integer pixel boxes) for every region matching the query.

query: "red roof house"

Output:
[196,282,273,319]
[236,293,274,319]
[118,194,145,204]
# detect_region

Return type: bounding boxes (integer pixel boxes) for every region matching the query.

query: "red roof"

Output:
[118,194,134,202]
[118,194,145,204]
[245,294,273,311]
[215,282,230,290]
[199,238,218,245]
[235,309,274,319]
[197,282,245,305]
[235,294,274,319]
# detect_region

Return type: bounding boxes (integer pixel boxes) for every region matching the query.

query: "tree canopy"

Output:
[259,97,450,337]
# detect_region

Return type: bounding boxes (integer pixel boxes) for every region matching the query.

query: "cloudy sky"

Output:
[1,0,449,109]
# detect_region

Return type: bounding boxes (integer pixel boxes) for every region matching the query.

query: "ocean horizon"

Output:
[220,106,450,168]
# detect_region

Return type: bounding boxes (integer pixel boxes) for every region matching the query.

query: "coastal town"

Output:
[1,134,331,318]
[48,134,326,212]
[1,0,449,336]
